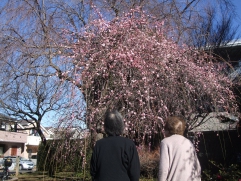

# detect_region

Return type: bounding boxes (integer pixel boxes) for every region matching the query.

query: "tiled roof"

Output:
[189,112,239,132]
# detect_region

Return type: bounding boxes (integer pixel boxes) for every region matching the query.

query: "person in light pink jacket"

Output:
[158,116,201,181]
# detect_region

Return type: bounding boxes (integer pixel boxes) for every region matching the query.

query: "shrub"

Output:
[37,137,92,179]
[202,160,241,181]
[138,147,160,179]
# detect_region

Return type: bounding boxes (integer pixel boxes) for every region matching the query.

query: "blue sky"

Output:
[40,0,241,127]
[233,0,241,37]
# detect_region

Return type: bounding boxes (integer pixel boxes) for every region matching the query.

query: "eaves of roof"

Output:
[189,112,239,132]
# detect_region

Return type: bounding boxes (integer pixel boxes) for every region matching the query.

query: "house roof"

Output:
[189,112,239,132]
[48,127,89,139]
[213,39,241,66]
[0,114,52,136]
[0,113,16,122]
[18,119,35,126]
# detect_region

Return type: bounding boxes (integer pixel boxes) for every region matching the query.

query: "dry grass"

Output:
[140,178,158,181]
[138,147,160,179]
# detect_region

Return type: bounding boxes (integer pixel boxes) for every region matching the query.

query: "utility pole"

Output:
[15,156,19,176]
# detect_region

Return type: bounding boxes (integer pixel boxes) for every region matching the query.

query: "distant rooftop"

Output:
[0,113,16,122]
[213,39,241,66]
[221,39,241,47]
[189,112,239,132]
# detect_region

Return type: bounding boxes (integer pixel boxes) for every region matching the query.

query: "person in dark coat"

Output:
[90,110,140,181]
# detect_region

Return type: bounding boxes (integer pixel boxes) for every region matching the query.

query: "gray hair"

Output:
[104,110,124,136]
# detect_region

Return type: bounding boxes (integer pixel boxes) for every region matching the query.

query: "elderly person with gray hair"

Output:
[158,116,201,181]
[90,110,140,181]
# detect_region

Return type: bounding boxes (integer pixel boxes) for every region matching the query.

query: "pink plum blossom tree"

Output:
[59,9,238,148]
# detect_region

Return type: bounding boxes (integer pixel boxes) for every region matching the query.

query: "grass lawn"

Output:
[14,171,158,181]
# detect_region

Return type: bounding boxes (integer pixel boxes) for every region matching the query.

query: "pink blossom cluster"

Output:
[60,9,237,147]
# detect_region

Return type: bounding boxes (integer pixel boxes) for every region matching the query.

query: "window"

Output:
[30,129,39,136]
[0,121,6,130]
[0,146,4,157]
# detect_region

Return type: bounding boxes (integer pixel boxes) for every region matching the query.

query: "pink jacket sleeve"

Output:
[158,141,169,181]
